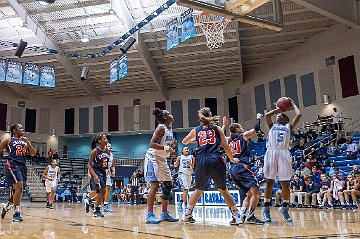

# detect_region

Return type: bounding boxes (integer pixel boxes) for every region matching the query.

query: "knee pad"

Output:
[162,181,172,200]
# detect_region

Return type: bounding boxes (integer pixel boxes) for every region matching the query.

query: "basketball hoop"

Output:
[195,12,229,50]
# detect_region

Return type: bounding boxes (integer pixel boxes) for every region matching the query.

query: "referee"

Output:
[130,171,140,205]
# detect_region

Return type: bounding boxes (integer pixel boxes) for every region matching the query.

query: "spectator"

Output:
[328,162,336,177]
[305,154,316,170]
[332,108,342,131]
[351,165,360,176]
[330,174,345,208]
[339,174,355,209]
[327,141,338,157]
[48,148,54,159]
[112,185,121,203]
[257,131,265,142]
[316,142,328,160]
[55,186,65,202]
[324,124,335,139]
[290,174,305,207]
[317,174,331,208]
[350,172,360,209]
[298,138,306,150]
[304,177,319,208]
[130,171,140,205]
[337,134,347,146]
[70,187,78,202]
[311,166,322,185]
[63,188,72,202]
[345,138,358,160]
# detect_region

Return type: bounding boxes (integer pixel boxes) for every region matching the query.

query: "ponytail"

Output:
[10,124,18,137]
[198,107,214,126]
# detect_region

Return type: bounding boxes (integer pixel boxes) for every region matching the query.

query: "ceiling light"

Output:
[80,34,90,43]
[37,0,56,5]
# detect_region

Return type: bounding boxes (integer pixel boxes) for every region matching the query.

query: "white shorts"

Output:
[45,180,57,193]
[106,176,112,186]
[179,173,192,190]
[144,152,172,182]
[263,149,292,181]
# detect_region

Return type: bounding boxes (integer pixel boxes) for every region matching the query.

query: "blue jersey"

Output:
[195,124,221,156]
[8,137,28,166]
[93,147,110,172]
[228,134,249,164]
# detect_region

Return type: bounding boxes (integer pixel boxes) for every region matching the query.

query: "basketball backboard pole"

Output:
[176,0,283,31]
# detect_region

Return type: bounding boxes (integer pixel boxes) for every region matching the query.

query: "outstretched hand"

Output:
[222,116,229,126]
[256,113,263,119]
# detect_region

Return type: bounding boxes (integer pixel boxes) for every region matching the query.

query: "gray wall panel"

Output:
[188,99,200,127]
[93,106,103,133]
[171,101,183,129]
[301,72,317,107]
[284,74,299,105]
[318,67,336,103]
[139,105,150,131]
[39,108,50,134]
[269,79,281,109]
[124,107,134,131]
[79,108,89,134]
[255,84,266,114]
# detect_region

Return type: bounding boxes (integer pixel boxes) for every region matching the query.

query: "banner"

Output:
[6,61,22,84]
[175,190,241,207]
[180,9,195,43]
[166,18,179,51]
[0,59,6,82]
[110,59,118,84]
[40,66,55,88]
[118,55,128,79]
[23,63,39,86]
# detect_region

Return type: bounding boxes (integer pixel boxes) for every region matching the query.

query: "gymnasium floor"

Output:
[1,203,360,239]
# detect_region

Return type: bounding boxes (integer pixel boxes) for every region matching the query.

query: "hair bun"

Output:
[153,108,161,116]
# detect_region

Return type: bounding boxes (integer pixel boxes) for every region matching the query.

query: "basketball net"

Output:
[196,12,229,50]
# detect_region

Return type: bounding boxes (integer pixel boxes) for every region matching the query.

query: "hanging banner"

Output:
[40,66,55,88]
[118,55,128,79]
[110,59,118,84]
[180,9,195,43]
[166,18,179,51]
[23,63,39,86]
[6,61,22,84]
[0,59,6,82]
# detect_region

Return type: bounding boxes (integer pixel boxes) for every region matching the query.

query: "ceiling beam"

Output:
[290,0,360,29]
[112,0,167,100]
[8,0,101,101]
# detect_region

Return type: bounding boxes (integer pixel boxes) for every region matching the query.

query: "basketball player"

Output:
[42,159,61,209]
[0,124,35,222]
[182,107,242,224]
[85,134,110,217]
[144,108,179,224]
[262,98,301,222]
[173,147,195,213]
[222,114,264,225]
[104,143,115,212]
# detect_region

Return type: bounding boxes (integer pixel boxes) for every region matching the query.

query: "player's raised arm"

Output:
[290,99,302,131]
[218,126,238,164]
[243,113,263,140]
[221,116,230,138]
[265,108,282,129]
[182,128,196,145]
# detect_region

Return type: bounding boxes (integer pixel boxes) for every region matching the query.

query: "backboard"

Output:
[176,0,283,31]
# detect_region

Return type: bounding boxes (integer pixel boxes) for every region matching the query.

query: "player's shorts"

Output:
[263,149,292,181]
[178,173,192,190]
[90,170,107,192]
[144,151,172,182]
[45,180,57,193]
[106,176,112,186]
[4,162,27,186]
[195,154,226,191]
[229,163,259,194]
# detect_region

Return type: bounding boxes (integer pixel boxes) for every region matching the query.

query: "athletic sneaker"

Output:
[46,202,50,208]
[245,214,265,225]
[1,202,13,219]
[93,210,104,217]
[12,212,23,222]
[49,204,54,210]
[103,205,113,212]
[262,206,272,222]
[182,214,195,223]
[84,199,90,213]
[177,202,183,213]
[341,205,347,210]
[160,211,179,222]
[229,214,245,225]
[278,207,292,222]
[145,211,162,224]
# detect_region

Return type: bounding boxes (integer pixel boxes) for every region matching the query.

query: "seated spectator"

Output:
[324,123,335,139]
[112,185,121,203]
[337,134,347,146]
[327,141,338,157]
[317,174,331,208]
[333,167,344,180]
[328,163,336,177]
[63,188,72,202]
[351,165,360,176]
[70,187,78,202]
[257,131,265,142]
[304,177,319,208]
[339,174,355,209]
[298,138,306,150]
[299,162,311,178]
[345,138,358,160]
[330,174,345,208]
[311,166,322,185]
[55,186,65,202]
[350,172,360,209]
[305,154,316,170]
[290,174,305,207]
[316,142,328,160]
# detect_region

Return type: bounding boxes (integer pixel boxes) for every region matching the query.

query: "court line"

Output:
[21,212,183,239]
[259,232,360,239]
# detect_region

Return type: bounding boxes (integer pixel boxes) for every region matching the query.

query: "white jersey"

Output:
[108,153,114,172]
[147,123,174,158]
[266,123,291,150]
[178,155,193,175]
[46,165,59,182]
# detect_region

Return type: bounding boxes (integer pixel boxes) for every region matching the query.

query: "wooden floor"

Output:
[1,202,360,239]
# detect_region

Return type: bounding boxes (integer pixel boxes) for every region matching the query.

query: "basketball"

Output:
[276,97,292,111]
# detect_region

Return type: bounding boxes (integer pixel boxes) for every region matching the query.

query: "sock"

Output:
[318,199,322,205]
[230,205,239,218]
[184,201,188,206]
[341,201,344,205]
[162,204,168,212]
[96,205,101,212]
[264,198,271,207]
[283,200,289,207]
[185,205,194,216]
[240,207,247,216]
[248,207,255,216]
[147,205,153,212]
[104,202,108,207]
[15,206,20,212]
[328,201,333,206]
